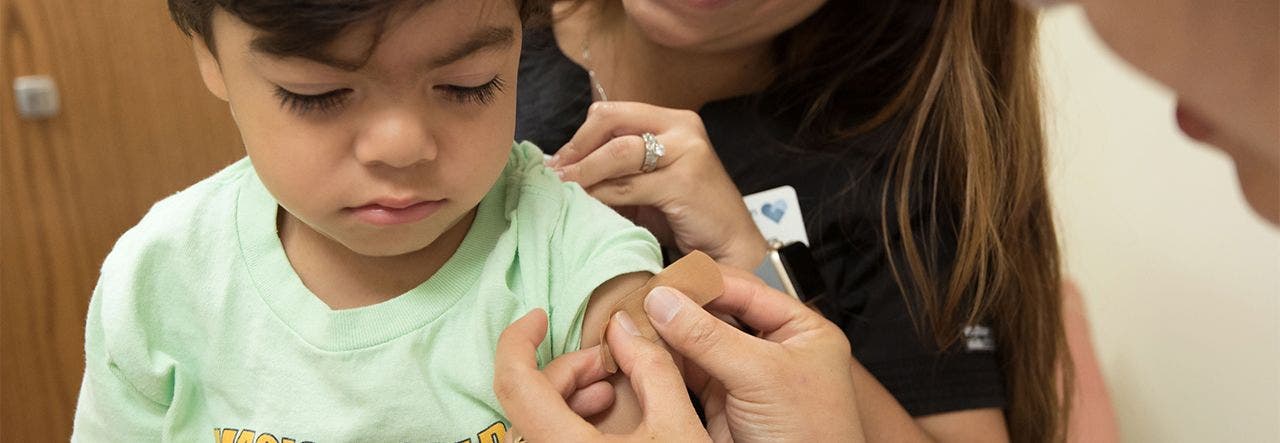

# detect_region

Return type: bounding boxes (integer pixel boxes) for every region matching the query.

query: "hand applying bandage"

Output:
[494,255,866,442]
[596,251,724,373]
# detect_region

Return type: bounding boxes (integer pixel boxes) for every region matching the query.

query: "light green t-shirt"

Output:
[72,142,662,442]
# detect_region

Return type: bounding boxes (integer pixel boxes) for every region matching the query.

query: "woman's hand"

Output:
[493,266,866,442]
[494,308,711,442]
[645,267,865,442]
[547,101,769,270]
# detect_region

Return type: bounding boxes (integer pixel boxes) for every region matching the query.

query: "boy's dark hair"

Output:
[169,0,548,66]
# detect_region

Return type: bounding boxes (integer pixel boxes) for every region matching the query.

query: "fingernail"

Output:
[645,286,682,325]
[554,168,566,180]
[614,311,642,336]
[546,153,561,167]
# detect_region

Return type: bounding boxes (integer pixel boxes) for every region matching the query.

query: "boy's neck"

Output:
[557,2,775,110]
[279,208,476,310]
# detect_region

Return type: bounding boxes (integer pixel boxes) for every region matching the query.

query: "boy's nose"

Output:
[354,110,438,168]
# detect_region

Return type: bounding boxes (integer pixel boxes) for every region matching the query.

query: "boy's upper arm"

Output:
[579,271,653,349]
[578,271,668,433]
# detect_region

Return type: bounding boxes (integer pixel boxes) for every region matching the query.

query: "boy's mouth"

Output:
[347,199,446,226]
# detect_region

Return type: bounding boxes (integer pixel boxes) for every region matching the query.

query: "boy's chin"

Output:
[335,209,474,258]
[343,236,443,258]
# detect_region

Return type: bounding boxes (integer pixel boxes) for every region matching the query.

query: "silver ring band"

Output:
[640,132,665,173]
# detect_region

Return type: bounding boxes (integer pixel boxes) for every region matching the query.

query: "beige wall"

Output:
[1039,7,1280,441]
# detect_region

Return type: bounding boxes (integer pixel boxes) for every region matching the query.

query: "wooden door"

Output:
[2,0,242,439]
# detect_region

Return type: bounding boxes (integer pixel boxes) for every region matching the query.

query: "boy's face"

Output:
[194,0,522,256]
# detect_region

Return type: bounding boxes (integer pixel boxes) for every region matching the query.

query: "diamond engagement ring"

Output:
[640,132,665,173]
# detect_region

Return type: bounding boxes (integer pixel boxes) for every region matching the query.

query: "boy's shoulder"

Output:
[494,142,582,228]
[496,140,659,258]
[130,157,250,236]
[499,141,571,204]
[102,158,253,280]
[496,141,616,234]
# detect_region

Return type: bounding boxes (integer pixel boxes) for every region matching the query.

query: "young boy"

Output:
[71,0,662,440]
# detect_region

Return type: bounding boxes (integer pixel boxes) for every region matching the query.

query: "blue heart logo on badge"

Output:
[761,200,788,224]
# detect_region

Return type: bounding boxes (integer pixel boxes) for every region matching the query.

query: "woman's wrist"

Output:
[717,228,771,271]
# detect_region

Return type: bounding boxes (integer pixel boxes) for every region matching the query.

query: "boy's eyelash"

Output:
[438,76,506,105]
[273,75,505,115]
[274,87,350,115]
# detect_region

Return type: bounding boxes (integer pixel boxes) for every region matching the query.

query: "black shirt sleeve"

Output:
[814,220,1005,416]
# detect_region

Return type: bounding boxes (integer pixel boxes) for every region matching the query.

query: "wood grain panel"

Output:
[2,0,243,439]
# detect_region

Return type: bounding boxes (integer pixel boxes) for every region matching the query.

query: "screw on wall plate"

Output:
[13,75,61,120]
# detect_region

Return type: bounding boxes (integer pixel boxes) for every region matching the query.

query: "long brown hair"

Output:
[773,1,1070,441]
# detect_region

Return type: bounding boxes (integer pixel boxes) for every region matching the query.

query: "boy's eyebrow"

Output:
[255,26,515,72]
[424,26,515,70]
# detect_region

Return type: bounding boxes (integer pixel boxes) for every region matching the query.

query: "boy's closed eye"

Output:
[272,75,508,116]
[250,23,518,118]
[273,87,352,115]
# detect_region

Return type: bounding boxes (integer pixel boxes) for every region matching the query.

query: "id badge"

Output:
[743,185,809,245]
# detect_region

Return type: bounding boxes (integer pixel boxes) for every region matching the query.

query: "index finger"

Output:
[541,345,613,401]
[606,313,706,431]
[493,309,597,440]
[551,101,674,167]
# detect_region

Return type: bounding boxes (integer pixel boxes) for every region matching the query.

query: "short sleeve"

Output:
[72,247,175,441]
[545,185,663,357]
[499,142,662,362]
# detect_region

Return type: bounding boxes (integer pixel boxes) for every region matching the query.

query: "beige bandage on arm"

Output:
[598,250,724,373]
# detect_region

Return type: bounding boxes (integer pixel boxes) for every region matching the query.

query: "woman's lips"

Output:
[657,0,734,12]
[683,0,734,10]
[348,200,445,226]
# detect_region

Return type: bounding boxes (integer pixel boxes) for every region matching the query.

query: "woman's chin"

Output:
[1232,157,1280,226]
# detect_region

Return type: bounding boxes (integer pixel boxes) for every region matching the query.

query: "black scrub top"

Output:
[516,28,1004,417]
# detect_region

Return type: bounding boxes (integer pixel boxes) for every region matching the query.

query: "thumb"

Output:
[494,309,597,441]
[644,286,770,391]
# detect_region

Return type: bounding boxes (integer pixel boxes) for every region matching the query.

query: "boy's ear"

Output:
[193,36,229,102]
